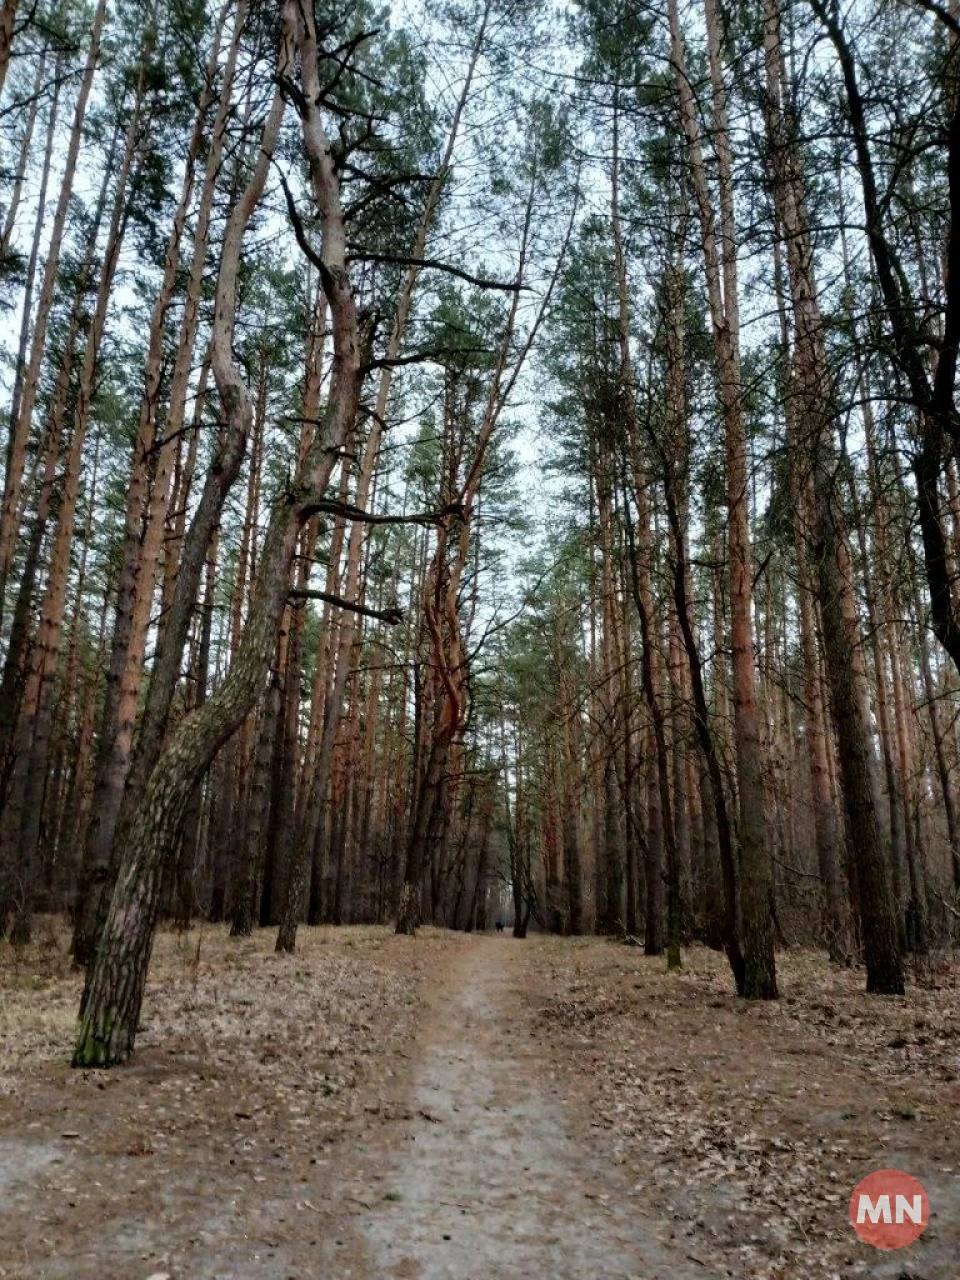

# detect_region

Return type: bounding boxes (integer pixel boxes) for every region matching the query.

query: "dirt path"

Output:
[349,936,705,1280]
[0,929,706,1279]
[343,936,696,1274]
[3,926,957,1278]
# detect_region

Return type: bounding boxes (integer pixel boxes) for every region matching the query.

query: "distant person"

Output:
[495,919,504,933]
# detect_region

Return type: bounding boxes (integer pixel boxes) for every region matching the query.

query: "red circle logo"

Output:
[849,1169,929,1249]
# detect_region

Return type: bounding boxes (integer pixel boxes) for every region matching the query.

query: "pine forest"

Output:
[0,0,958,1275]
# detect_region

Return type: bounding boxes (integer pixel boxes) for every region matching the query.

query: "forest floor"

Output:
[0,922,958,1280]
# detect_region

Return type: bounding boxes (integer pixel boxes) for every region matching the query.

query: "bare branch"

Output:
[299,495,462,527]
[345,243,523,292]
[910,0,960,37]
[289,587,403,625]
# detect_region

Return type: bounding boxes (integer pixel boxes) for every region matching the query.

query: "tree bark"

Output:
[74,0,365,1066]
[0,0,21,97]
[71,0,254,968]
[669,0,776,997]
[765,0,902,991]
[3,99,139,944]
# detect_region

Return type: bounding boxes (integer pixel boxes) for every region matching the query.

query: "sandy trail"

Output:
[351,936,706,1280]
[0,929,707,1280]
[6,927,952,1278]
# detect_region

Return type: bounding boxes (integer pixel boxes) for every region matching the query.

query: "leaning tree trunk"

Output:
[612,97,679,963]
[663,470,745,992]
[72,0,235,967]
[97,1,249,911]
[74,0,366,1066]
[812,0,960,691]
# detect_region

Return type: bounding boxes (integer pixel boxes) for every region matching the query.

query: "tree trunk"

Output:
[763,0,902,991]
[0,44,48,269]
[232,674,281,937]
[669,0,776,997]
[0,0,108,599]
[71,1,262,969]
[0,0,21,96]
[4,102,138,944]
[74,0,368,1065]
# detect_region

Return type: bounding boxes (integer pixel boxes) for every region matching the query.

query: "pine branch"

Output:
[289,588,403,625]
[345,244,522,292]
[299,496,463,527]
